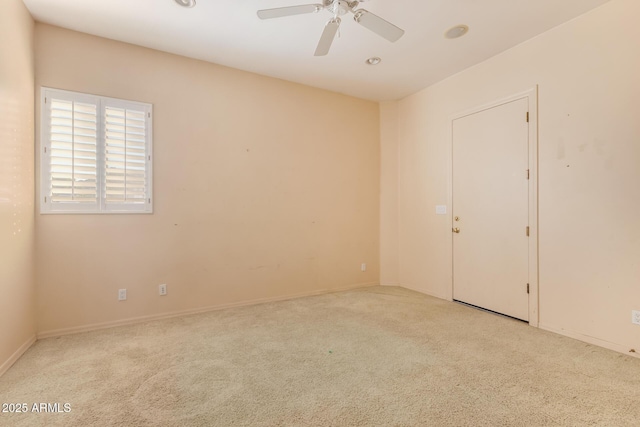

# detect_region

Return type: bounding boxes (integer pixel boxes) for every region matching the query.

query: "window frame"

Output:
[40,87,153,214]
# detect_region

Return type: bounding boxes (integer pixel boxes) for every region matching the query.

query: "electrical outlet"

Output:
[118,289,127,301]
[632,310,640,326]
[361,263,367,272]
[159,284,167,296]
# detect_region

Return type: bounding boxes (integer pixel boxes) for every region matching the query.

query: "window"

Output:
[40,88,153,213]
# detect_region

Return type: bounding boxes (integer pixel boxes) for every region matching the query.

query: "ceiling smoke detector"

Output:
[445,25,469,39]
[174,0,196,8]
[366,57,381,65]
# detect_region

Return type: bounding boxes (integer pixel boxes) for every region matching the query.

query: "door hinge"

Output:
[148,198,151,204]
[526,169,530,180]
[44,146,47,153]
[44,196,47,203]
[527,283,530,294]
[148,112,151,118]
[45,97,47,104]
[526,112,529,122]
[526,226,530,237]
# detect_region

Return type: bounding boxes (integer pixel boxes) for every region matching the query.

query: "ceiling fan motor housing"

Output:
[324,0,360,16]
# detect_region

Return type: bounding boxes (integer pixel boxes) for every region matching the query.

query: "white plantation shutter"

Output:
[48,99,98,205]
[41,88,153,214]
[104,104,150,209]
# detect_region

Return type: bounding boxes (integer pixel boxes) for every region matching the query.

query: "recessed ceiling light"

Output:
[174,0,196,8]
[444,25,469,39]
[365,57,382,65]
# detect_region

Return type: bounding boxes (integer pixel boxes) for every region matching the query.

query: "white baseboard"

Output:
[0,335,36,378]
[396,283,451,301]
[539,323,639,359]
[37,282,379,339]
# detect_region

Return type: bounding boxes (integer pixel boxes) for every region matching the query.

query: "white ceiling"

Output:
[23,0,610,101]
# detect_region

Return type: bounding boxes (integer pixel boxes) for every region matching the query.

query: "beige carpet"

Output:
[1,286,639,426]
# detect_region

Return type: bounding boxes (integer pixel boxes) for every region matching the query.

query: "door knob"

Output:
[452,228,460,233]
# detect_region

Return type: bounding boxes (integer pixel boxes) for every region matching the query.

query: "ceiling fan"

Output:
[257,1,405,56]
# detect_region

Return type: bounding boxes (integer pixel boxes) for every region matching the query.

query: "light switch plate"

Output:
[435,205,447,215]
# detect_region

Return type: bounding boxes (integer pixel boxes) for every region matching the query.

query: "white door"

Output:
[452,98,530,321]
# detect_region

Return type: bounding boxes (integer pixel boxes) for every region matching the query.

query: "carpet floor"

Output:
[1,286,639,426]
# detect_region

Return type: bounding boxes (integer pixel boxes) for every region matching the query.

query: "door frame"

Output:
[447,87,539,327]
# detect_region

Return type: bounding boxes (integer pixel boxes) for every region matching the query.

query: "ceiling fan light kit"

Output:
[257,0,405,56]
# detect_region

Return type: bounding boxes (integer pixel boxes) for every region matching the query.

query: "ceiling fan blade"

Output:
[257,4,322,20]
[314,19,340,56]
[353,9,405,42]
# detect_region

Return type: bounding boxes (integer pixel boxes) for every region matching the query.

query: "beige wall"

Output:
[0,0,36,374]
[381,0,640,355]
[379,101,399,286]
[34,24,380,335]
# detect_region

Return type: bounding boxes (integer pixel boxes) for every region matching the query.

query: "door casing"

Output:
[446,87,539,326]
